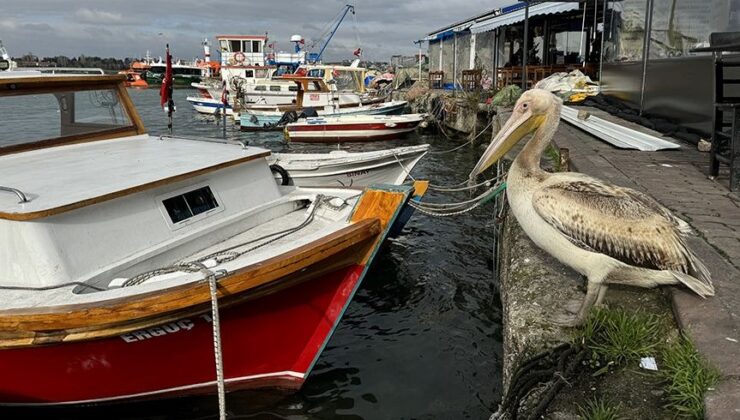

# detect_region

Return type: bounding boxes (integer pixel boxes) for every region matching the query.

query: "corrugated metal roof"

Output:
[470,2,580,34]
[560,106,681,151]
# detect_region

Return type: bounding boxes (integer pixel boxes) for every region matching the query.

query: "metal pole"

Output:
[599,0,608,82]
[417,40,423,81]
[579,2,587,66]
[522,1,529,90]
[639,0,654,115]
[453,32,458,91]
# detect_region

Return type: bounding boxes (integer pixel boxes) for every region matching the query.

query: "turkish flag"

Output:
[159,44,174,110]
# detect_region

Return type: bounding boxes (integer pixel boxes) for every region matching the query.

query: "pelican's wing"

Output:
[531,178,694,273]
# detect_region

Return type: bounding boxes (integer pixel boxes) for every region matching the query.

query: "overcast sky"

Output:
[1,0,509,62]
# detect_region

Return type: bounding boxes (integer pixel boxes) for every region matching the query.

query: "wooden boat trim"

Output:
[0,150,271,221]
[0,235,374,349]
[0,218,381,336]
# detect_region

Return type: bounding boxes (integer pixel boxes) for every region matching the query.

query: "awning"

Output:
[470,2,580,34]
[425,24,473,42]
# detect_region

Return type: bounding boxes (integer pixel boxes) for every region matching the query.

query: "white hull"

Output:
[269,145,429,187]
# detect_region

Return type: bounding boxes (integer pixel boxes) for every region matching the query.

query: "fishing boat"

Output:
[239,76,407,130]
[119,69,149,88]
[0,73,424,405]
[269,144,430,187]
[284,114,427,143]
[146,58,205,85]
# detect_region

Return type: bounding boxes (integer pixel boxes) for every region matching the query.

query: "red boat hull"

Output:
[0,265,365,405]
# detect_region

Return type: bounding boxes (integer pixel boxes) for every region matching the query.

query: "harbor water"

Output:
[3,88,503,419]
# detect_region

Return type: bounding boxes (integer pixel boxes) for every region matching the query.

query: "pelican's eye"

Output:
[521,102,529,111]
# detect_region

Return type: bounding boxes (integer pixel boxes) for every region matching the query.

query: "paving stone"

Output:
[705,379,740,420]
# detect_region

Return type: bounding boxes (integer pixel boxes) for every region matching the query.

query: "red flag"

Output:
[221,82,229,107]
[159,44,173,110]
[353,48,362,57]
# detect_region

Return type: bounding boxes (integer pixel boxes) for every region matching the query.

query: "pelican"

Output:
[470,89,714,326]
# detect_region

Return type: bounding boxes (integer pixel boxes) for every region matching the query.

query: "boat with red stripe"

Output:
[285,114,427,143]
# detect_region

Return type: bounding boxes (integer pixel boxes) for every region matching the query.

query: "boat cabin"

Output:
[217,35,266,67]
[0,74,294,293]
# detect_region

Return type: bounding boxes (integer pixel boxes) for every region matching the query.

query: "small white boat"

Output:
[285,114,427,143]
[269,144,430,187]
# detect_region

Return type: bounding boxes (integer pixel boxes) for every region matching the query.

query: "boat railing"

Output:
[0,186,29,203]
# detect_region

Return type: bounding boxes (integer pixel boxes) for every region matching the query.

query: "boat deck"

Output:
[0,194,355,312]
[0,135,270,220]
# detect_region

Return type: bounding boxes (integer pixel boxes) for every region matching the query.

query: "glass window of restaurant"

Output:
[649,0,740,58]
[603,0,648,63]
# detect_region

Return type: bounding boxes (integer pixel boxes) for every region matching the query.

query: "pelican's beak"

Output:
[468,110,545,179]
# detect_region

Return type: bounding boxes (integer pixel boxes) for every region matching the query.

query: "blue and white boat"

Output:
[238,75,407,129]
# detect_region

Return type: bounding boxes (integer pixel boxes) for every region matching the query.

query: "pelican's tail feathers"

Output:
[670,271,715,297]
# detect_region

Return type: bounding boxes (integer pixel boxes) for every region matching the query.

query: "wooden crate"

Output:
[461,69,482,91]
[429,71,444,89]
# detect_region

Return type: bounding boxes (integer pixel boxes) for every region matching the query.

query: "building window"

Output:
[604,0,648,63]
[649,0,740,58]
[162,186,219,224]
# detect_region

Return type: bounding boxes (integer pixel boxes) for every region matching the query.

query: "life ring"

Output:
[234,52,246,63]
[270,164,292,186]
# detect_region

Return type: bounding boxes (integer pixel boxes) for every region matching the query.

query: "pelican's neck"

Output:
[513,101,561,175]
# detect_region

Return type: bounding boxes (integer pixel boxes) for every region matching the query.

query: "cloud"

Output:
[73,8,130,25]
[5,0,509,61]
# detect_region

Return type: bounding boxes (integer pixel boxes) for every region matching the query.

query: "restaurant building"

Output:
[426,0,740,134]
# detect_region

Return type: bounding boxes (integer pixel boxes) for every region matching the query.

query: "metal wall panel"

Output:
[642,56,714,134]
[600,61,644,106]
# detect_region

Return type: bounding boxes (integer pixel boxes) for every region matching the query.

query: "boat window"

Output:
[288,85,298,92]
[243,41,253,53]
[307,69,325,78]
[245,70,254,78]
[269,85,281,92]
[255,69,269,78]
[0,88,133,150]
[219,40,229,52]
[253,85,267,91]
[162,186,219,224]
[252,41,261,53]
[229,40,242,52]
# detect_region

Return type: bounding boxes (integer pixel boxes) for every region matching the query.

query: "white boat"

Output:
[285,114,426,143]
[0,72,425,405]
[269,144,430,187]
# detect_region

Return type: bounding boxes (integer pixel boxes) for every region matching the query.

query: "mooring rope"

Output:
[429,118,494,155]
[122,195,326,287]
[491,342,588,420]
[192,262,226,420]
[409,182,506,217]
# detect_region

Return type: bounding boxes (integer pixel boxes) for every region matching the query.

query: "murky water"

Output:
[1,88,503,419]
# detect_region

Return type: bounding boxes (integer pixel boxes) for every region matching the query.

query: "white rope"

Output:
[429,118,494,155]
[415,184,502,208]
[408,182,506,217]
[194,262,226,420]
